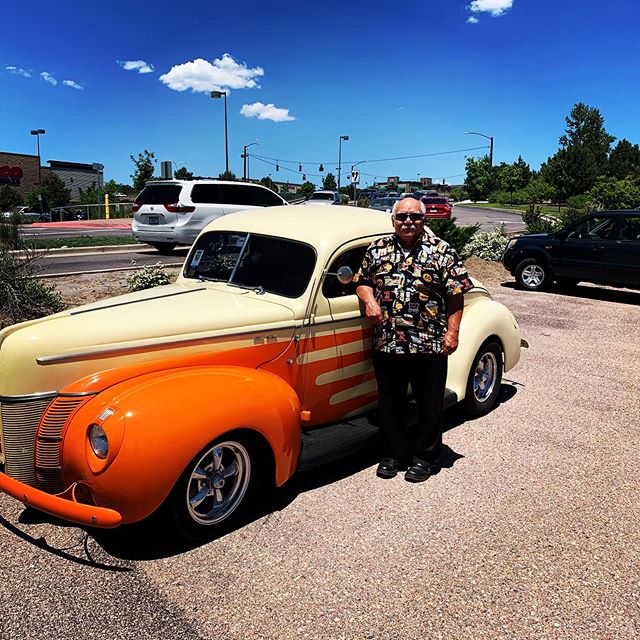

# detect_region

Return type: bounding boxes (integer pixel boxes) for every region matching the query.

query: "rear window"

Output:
[422,197,448,205]
[135,184,182,204]
[310,192,334,200]
[218,184,283,207]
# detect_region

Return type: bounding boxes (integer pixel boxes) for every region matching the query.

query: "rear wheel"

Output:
[169,435,264,540]
[515,257,550,291]
[464,341,503,417]
[149,242,176,254]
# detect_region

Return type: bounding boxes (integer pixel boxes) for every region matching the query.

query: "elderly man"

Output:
[355,196,473,482]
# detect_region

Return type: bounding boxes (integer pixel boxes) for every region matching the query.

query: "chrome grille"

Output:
[0,395,55,486]
[35,396,88,493]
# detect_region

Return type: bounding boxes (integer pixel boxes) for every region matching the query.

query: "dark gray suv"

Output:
[502,210,640,291]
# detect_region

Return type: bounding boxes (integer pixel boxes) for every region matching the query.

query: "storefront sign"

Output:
[0,166,24,185]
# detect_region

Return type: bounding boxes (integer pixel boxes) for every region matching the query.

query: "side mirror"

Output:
[336,266,354,285]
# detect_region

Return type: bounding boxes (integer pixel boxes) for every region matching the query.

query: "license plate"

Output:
[430,209,437,213]
[148,215,159,225]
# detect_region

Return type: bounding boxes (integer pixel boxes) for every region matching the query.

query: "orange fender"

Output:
[62,365,301,525]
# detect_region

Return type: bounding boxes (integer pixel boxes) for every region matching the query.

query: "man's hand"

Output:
[364,299,384,325]
[442,330,459,355]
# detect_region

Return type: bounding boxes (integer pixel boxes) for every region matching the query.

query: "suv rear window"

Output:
[310,192,334,200]
[422,197,448,205]
[135,184,182,204]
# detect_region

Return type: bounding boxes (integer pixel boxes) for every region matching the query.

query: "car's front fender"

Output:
[61,365,301,525]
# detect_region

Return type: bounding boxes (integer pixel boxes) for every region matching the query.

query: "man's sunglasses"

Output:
[394,212,425,222]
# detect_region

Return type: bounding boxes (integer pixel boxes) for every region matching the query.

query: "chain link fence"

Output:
[49,202,134,222]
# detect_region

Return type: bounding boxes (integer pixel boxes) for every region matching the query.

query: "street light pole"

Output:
[337,135,349,193]
[30,129,46,184]
[242,142,259,181]
[211,91,229,175]
[464,131,493,168]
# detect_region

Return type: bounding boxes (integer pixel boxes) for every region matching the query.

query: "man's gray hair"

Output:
[392,197,426,215]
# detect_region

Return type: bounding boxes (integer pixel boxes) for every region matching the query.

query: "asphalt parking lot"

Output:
[1,279,639,640]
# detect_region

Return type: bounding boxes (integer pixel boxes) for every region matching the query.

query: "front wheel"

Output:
[464,341,503,417]
[169,436,258,540]
[515,257,550,291]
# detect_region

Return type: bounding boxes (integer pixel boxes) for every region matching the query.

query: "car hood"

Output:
[0,283,296,396]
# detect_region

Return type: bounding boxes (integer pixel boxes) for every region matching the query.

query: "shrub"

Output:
[127,263,171,292]
[561,193,593,225]
[426,218,481,254]
[0,185,23,211]
[522,204,560,234]
[0,246,64,329]
[461,226,510,261]
[0,218,21,249]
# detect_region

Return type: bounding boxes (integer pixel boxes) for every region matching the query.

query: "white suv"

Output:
[131,180,288,252]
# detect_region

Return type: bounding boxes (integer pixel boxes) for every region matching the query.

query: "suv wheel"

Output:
[515,258,550,291]
[150,242,176,254]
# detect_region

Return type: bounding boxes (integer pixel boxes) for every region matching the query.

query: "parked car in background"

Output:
[369,196,401,212]
[421,196,452,219]
[131,180,287,253]
[305,190,341,206]
[0,206,526,538]
[502,210,640,291]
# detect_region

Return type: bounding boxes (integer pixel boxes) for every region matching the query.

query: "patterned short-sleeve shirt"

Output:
[354,232,473,354]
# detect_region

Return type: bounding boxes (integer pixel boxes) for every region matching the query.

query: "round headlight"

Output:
[88,424,109,459]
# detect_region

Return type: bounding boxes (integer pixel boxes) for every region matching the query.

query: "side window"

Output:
[322,246,368,299]
[190,184,222,204]
[566,216,616,240]
[218,184,282,207]
[619,217,640,242]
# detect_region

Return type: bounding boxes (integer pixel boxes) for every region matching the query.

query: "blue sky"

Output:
[2,0,639,188]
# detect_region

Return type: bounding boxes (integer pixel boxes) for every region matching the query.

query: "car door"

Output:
[294,242,378,426]
[607,214,640,287]
[558,215,619,282]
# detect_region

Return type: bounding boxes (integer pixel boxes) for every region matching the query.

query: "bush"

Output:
[0,246,64,329]
[522,204,560,234]
[0,218,22,249]
[0,186,23,211]
[461,226,510,261]
[427,217,481,254]
[127,263,171,292]
[561,193,593,225]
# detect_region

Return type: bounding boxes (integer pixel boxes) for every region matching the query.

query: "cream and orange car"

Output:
[0,206,526,537]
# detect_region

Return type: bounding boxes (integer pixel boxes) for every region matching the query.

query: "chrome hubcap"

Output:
[186,441,251,525]
[473,352,498,402]
[521,264,545,287]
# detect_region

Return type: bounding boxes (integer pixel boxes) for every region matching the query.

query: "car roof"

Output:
[144,180,265,187]
[205,205,394,247]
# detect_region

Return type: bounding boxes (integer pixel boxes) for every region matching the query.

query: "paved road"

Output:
[1,280,639,639]
[453,204,526,233]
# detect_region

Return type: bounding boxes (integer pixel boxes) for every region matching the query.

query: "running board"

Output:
[298,388,458,471]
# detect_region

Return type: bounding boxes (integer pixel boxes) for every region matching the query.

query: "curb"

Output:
[11,244,149,258]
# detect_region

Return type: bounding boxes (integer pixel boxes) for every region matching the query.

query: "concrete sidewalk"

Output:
[30,218,133,229]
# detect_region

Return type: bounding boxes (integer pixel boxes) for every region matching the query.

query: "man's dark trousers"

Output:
[373,351,448,465]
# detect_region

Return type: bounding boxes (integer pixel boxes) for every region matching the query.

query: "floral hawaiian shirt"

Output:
[354,233,473,354]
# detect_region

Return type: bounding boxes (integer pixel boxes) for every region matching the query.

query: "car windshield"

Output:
[310,192,333,200]
[183,231,316,298]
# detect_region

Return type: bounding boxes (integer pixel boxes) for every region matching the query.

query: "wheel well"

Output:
[224,428,277,488]
[515,249,552,269]
[479,335,505,365]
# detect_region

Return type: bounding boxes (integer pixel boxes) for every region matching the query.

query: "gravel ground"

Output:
[1,264,639,640]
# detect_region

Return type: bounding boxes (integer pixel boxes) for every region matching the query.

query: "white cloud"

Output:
[63,80,83,90]
[467,15,479,23]
[159,54,264,94]
[40,71,57,86]
[240,102,295,122]
[6,66,32,77]
[117,59,155,74]
[469,0,513,16]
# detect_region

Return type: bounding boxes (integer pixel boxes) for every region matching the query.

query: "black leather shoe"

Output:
[376,457,399,479]
[404,460,436,483]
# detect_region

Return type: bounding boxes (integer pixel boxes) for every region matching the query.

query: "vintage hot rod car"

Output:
[0,206,526,537]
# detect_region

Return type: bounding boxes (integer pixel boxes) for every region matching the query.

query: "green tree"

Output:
[78,179,119,205]
[608,139,640,179]
[259,176,278,192]
[0,186,23,211]
[323,173,337,190]
[130,150,156,191]
[174,166,194,180]
[523,178,554,204]
[218,170,236,181]
[512,155,532,189]
[494,164,521,200]
[26,173,71,212]
[559,102,615,170]
[540,146,600,201]
[298,181,316,199]
[589,176,640,210]
[464,155,493,201]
